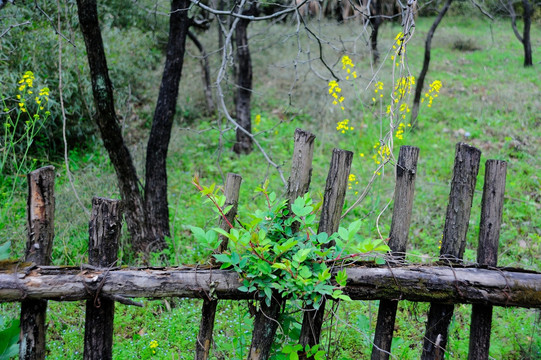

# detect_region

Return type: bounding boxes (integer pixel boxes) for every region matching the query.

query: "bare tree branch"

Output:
[0,20,31,38]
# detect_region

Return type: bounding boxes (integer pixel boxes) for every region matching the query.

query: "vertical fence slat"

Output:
[20,166,55,360]
[421,143,481,360]
[196,173,242,360]
[248,128,316,360]
[371,146,420,360]
[298,148,353,358]
[468,160,506,360]
[83,197,122,360]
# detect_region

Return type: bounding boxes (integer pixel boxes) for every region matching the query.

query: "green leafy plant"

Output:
[192,178,391,311]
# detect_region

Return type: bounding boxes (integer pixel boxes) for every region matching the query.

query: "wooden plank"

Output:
[422,143,481,360]
[468,160,507,360]
[20,166,55,360]
[196,173,242,360]
[371,146,420,360]
[83,197,122,360]
[1,265,540,307]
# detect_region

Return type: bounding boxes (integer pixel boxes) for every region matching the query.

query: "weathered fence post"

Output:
[83,197,122,360]
[468,160,506,360]
[20,166,55,360]
[248,128,316,360]
[196,172,242,360]
[371,146,420,360]
[298,148,353,359]
[421,143,481,360]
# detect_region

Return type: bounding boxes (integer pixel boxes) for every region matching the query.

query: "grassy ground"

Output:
[1,12,540,360]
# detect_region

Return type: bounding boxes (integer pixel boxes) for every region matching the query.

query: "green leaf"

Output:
[257,261,272,275]
[348,219,363,239]
[289,352,299,360]
[277,239,297,253]
[304,213,316,225]
[291,197,312,217]
[317,267,331,282]
[271,263,288,270]
[338,227,349,242]
[230,252,240,265]
[316,232,329,244]
[263,286,272,301]
[298,265,312,279]
[212,227,231,239]
[293,248,311,263]
[335,269,348,287]
[213,254,231,264]
[0,317,19,358]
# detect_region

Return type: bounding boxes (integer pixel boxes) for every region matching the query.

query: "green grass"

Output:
[1,11,540,360]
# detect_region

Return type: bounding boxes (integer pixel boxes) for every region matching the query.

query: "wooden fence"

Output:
[1,128,540,360]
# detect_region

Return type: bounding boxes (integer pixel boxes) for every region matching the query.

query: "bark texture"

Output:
[421,143,481,360]
[83,197,122,360]
[76,0,149,253]
[233,2,258,154]
[371,146,419,360]
[20,166,55,360]
[468,160,507,360]
[144,0,191,251]
[2,265,540,307]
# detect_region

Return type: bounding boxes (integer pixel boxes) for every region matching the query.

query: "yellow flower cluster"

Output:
[372,142,391,167]
[336,119,353,133]
[15,71,50,113]
[18,71,34,92]
[348,173,359,194]
[422,80,442,108]
[341,55,357,80]
[394,76,415,101]
[391,32,405,63]
[253,113,261,132]
[328,80,345,110]
[395,122,411,139]
[372,81,384,102]
[149,340,158,354]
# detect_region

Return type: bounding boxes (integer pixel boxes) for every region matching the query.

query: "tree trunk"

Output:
[521,0,533,66]
[143,0,191,252]
[233,3,258,155]
[77,0,191,255]
[410,0,453,123]
[188,30,216,114]
[370,0,383,64]
[76,0,150,254]
[508,0,534,67]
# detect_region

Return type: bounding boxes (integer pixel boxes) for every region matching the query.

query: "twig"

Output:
[0,20,31,38]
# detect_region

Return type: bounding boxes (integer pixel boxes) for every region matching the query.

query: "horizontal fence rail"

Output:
[1,264,540,307]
